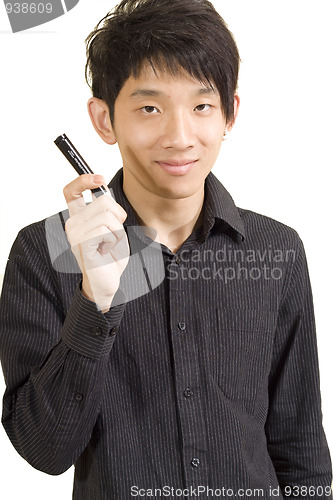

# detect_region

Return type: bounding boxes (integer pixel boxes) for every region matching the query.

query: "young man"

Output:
[0,0,331,499]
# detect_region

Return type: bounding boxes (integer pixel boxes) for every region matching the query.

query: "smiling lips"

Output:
[156,159,198,175]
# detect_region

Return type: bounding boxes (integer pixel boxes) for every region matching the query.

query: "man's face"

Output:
[111,64,229,200]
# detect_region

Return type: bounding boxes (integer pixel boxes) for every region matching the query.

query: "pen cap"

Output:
[54,133,94,176]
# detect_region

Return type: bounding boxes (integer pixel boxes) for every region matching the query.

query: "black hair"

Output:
[85,0,240,125]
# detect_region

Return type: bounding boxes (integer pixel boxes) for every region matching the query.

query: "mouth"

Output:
[155,159,198,175]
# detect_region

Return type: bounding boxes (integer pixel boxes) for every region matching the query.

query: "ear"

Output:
[226,94,240,133]
[87,97,117,145]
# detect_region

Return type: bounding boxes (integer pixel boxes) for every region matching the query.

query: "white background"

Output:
[0,0,332,498]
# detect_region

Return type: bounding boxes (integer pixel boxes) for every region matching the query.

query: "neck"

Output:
[123,175,205,253]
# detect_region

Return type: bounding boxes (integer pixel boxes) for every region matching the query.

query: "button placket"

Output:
[168,249,208,487]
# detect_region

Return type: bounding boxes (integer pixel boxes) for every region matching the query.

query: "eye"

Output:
[195,104,211,112]
[141,106,159,114]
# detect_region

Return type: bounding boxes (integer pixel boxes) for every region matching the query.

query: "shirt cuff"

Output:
[61,283,126,359]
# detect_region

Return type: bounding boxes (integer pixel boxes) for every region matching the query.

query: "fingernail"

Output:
[93,175,104,184]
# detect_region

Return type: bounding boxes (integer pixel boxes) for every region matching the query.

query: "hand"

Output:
[63,174,129,312]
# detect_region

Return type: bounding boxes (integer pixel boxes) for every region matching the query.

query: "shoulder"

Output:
[11,209,71,269]
[17,209,69,240]
[238,207,303,252]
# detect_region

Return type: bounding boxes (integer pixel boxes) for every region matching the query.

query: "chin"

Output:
[155,183,197,200]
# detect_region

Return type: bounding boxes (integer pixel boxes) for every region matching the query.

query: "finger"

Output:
[67,221,120,248]
[79,228,129,266]
[79,191,127,224]
[74,212,124,242]
[82,227,119,251]
[63,174,106,215]
[98,241,115,256]
[67,197,87,219]
[109,231,130,265]
[77,232,121,270]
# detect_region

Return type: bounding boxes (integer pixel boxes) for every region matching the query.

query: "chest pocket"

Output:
[212,307,278,416]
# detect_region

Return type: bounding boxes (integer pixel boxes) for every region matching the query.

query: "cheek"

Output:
[203,129,224,154]
[118,135,155,167]
[123,122,158,151]
[201,114,225,144]
[201,126,224,165]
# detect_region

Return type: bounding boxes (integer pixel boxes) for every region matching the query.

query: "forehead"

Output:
[120,61,220,99]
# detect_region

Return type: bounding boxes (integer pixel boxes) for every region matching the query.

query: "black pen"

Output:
[54,134,108,197]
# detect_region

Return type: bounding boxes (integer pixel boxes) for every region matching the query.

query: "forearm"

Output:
[265,235,332,499]
[267,390,332,499]
[1,276,125,475]
[2,341,110,475]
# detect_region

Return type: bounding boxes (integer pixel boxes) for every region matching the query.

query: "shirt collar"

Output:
[108,169,140,228]
[108,168,245,242]
[203,171,245,241]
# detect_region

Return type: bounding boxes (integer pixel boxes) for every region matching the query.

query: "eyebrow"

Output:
[130,89,161,98]
[196,87,217,96]
[129,87,218,98]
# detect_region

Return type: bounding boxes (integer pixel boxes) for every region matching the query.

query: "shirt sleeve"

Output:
[265,233,332,499]
[0,222,126,475]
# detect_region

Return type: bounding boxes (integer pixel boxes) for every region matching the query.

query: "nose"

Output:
[160,109,195,150]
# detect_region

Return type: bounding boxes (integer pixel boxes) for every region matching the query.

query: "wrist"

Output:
[81,282,114,313]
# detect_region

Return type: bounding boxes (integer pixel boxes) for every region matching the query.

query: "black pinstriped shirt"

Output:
[0,168,332,500]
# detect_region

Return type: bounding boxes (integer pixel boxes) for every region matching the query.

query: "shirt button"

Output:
[93,326,103,337]
[191,458,200,468]
[178,322,186,331]
[184,388,193,398]
[109,326,118,336]
[74,393,84,402]
[175,255,181,265]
